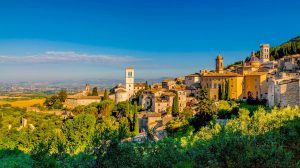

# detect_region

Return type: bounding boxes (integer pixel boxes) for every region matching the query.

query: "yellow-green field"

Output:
[0,98,46,107]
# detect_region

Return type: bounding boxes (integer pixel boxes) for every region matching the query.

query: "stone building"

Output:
[200,70,244,100]
[113,84,128,103]
[185,52,270,101]
[139,90,175,113]
[244,72,268,99]
[65,84,102,108]
[65,96,101,109]
[216,54,224,73]
[162,79,176,90]
[83,84,91,96]
[177,90,187,112]
[139,88,187,114]
[268,77,300,107]
[125,67,135,98]
[185,73,200,87]
[134,82,147,92]
[260,44,270,63]
[278,54,300,72]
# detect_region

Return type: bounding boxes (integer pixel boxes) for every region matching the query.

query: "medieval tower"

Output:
[84,84,91,96]
[260,44,270,63]
[216,54,224,73]
[125,67,135,97]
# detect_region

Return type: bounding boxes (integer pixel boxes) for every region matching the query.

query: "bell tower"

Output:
[216,54,224,73]
[125,67,135,97]
[84,84,91,96]
[260,44,270,63]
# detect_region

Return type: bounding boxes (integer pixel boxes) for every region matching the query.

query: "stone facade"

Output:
[139,89,187,114]
[244,72,268,99]
[65,96,101,109]
[268,77,300,108]
[185,73,200,87]
[125,67,135,98]
[114,84,128,103]
[260,44,270,63]
[162,79,176,90]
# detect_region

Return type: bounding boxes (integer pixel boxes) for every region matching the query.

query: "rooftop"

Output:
[202,71,243,77]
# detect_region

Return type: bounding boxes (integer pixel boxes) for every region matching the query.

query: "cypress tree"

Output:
[133,102,139,135]
[92,87,98,96]
[103,89,109,100]
[172,92,179,117]
[221,83,226,100]
[145,81,149,90]
[225,79,229,100]
[218,85,222,100]
[198,87,209,101]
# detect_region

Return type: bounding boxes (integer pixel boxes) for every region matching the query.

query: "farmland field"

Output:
[0,98,45,107]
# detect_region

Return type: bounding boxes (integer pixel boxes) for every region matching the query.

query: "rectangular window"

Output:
[128,72,133,77]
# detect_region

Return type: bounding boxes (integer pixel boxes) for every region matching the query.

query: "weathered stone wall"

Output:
[278,79,300,107]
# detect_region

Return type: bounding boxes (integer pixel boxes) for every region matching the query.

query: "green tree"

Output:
[221,83,226,100]
[118,117,131,139]
[145,81,149,90]
[172,92,179,117]
[103,89,109,100]
[218,85,222,100]
[62,114,96,154]
[197,87,209,101]
[44,95,63,109]
[192,87,217,131]
[58,90,68,102]
[92,87,98,96]
[225,79,229,100]
[133,102,139,135]
[98,99,115,117]
[179,108,193,120]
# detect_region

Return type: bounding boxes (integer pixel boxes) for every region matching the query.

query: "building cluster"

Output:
[65,67,147,109]
[185,44,300,109]
[65,43,300,130]
[185,44,272,101]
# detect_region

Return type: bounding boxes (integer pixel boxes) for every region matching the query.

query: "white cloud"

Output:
[0,51,140,64]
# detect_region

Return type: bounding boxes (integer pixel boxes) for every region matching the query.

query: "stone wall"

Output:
[278,79,300,107]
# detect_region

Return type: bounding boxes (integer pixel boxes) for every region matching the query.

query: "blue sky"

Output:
[0,0,299,82]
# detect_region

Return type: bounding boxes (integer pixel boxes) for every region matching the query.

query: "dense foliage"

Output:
[270,36,300,60]
[1,100,300,167]
[44,90,67,110]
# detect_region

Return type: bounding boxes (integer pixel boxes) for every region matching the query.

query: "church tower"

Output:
[125,67,135,97]
[260,44,270,63]
[216,54,224,73]
[84,84,91,96]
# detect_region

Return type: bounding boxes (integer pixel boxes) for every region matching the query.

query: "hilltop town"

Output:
[56,41,300,134]
[1,38,300,167]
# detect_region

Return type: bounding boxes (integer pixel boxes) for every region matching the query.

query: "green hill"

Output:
[270,36,300,60]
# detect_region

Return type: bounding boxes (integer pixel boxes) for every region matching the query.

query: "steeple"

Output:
[260,44,270,63]
[216,54,224,73]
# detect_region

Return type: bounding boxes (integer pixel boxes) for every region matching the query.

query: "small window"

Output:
[128,72,133,77]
